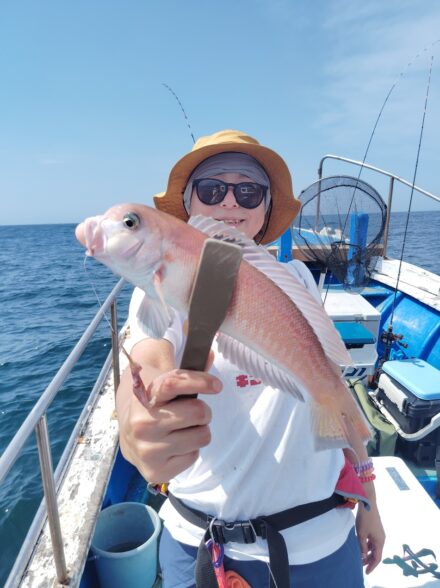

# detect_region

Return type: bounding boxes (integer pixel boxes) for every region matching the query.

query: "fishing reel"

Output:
[380,325,408,352]
[371,325,408,387]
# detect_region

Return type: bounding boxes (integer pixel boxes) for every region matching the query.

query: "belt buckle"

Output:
[210,519,257,545]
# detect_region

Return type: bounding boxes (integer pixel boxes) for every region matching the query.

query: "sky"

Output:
[1,0,440,225]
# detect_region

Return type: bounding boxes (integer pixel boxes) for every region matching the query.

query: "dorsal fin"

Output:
[189,215,246,245]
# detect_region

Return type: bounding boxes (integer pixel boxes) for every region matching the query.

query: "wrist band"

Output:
[354,458,374,474]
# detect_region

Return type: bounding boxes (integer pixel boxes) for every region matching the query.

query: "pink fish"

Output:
[76,203,371,449]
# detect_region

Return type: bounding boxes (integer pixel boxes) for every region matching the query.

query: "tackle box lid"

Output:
[382,359,440,401]
[322,291,380,322]
[334,322,376,345]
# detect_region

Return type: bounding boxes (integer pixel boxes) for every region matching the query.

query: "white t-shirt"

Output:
[128,259,354,565]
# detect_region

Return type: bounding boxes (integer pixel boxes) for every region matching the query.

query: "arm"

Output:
[116,337,222,484]
[343,441,385,574]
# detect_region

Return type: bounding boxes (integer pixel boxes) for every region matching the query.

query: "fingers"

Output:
[120,367,222,482]
[125,411,212,483]
[145,368,222,404]
[363,538,384,574]
[359,533,384,575]
[134,398,213,440]
[358,535,368,566]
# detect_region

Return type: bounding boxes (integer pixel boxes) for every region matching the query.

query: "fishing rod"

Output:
[321,41,439,306]
[341,39,440,234]
[162,83,196,145]
[376,53,436,373]
[388,54,435,329]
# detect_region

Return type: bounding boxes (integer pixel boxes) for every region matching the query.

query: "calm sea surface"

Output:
[0,210,439,583]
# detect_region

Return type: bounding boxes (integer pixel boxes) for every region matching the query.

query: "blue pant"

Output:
[159,526,364,587]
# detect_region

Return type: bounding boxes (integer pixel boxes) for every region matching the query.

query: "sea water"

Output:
[0,211,439,584]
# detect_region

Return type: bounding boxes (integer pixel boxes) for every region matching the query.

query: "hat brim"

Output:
[154,141,300,244]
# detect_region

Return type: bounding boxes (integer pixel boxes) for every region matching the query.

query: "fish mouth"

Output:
[83,216,105,256]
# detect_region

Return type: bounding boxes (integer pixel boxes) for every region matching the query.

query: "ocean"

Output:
[0,210,440,584]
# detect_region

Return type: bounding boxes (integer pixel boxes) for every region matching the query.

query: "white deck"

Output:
[365,457,440,588]
[372,259,440,311]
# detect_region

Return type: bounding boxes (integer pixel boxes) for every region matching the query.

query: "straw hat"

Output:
[153,129,300,244]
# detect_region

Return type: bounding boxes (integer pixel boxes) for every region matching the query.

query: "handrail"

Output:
[318,154,440,204]
[0,278,125,483]
[0,277,126,586]
[5,343,116,588]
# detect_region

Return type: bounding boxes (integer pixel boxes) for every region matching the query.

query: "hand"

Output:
[118,358,222,484]
[355,502,385,574]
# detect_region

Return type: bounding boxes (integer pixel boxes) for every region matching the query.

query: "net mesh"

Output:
[292,176,387,287]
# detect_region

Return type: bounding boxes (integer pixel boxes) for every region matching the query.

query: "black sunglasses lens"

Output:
[235,183,265,209]
[195,179,266,209]
[196,179,227,205]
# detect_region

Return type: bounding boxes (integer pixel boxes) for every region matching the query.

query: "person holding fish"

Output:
[76,130,385,587]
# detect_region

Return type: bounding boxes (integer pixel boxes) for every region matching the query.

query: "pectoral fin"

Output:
[136,269,172,338]
[216,332,305,401]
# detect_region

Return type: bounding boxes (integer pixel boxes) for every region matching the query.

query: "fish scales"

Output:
[222,260,344,404]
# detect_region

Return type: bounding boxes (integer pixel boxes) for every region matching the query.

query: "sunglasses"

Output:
[193,178,267,209]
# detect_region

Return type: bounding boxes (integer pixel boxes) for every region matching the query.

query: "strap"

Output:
[168,492,344,588]
[264,520,290,588]
[261,493,344,531]
[195,530,219,588]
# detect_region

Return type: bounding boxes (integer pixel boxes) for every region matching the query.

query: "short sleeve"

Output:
[127,287,185,356]
[284,260,322,304]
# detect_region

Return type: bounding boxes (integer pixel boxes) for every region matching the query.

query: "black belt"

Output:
[168,491,344,588]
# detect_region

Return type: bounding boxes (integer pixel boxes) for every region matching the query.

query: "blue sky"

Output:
[1,0,440,225]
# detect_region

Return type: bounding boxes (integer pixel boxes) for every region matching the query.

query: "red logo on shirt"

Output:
[235,375,262,389]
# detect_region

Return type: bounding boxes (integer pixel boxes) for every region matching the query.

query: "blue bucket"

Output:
[91,502,161,588]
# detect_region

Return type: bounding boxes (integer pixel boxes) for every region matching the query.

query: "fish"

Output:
[75,203,372,450]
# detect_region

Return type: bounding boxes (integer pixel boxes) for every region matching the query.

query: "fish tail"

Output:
[311,395,372,451]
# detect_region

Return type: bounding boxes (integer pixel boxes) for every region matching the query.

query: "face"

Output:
[189,172,266,240]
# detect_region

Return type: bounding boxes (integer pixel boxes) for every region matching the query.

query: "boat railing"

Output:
[0,277,126,588]
[318,154,440,257]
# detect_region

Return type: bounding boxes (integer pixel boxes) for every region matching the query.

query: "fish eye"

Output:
[122,212,140,230]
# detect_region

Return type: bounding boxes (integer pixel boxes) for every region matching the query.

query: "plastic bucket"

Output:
[91,502,161,588]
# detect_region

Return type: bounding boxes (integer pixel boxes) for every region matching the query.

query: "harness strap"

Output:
[168,492,344,588]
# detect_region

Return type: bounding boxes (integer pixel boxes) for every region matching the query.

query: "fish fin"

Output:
[135,295,172,338]
[311,382,373,451]
[190,215,351,367]
[136,271,172,338]
[216,333,305,401]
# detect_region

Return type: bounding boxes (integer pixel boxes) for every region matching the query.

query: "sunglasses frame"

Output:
[192,178,267,209]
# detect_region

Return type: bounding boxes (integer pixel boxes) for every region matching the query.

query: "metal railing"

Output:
[1,278,126,587]
[317,155,440,257]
